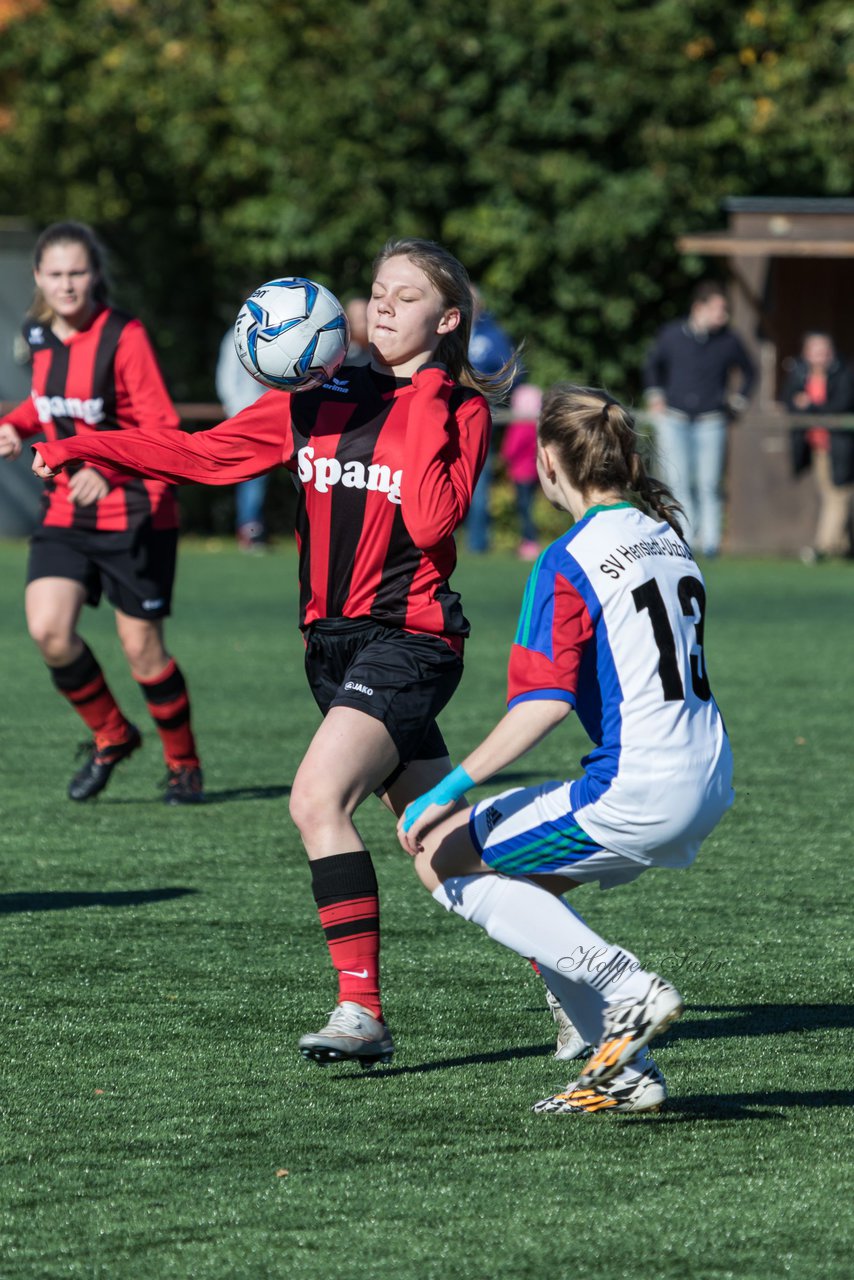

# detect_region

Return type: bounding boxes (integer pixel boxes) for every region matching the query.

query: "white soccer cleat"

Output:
[533,1052,667,1115]
[298,1001,394,1068]
[544,984,591,1062]
[579,974,683,1087]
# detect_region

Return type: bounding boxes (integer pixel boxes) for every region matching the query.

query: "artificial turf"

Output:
[1,539,852,1279]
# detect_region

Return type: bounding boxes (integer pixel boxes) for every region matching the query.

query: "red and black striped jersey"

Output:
[38,364,492,643]
[4,307,178,533]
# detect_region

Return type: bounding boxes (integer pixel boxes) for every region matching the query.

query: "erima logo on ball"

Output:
[297,445,402,503]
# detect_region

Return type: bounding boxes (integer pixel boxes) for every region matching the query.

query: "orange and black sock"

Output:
[310,851,383,1020]
[136,658,200,769]
[50,642,130,747]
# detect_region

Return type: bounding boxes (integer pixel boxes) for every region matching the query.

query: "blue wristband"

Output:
[401,765,474,832]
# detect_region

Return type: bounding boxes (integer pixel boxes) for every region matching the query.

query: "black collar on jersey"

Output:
[367,365,413,393]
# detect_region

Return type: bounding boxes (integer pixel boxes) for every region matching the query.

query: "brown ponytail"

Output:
[538,384,685,537]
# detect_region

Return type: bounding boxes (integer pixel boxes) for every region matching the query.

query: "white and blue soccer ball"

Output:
[234,277,350,391]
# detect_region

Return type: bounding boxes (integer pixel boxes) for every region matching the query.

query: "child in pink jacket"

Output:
[500,383,542,559]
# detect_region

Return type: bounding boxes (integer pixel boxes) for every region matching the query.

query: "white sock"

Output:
[432,874,651,1006]
[606,1046,658,1087]
[539,964,604,1046]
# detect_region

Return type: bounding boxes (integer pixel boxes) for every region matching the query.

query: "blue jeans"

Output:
[515,481,538,543]
[652,411,727,555]
[235,475,269,536]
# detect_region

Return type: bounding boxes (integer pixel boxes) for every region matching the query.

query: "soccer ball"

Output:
[234,277,350,391]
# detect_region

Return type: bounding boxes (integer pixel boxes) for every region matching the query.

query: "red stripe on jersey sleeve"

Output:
[399,368,491,548]
[507,572,594,706]
[114,320,181,433]
[1,390,42,438]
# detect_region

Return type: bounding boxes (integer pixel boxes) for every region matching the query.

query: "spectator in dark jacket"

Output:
[643,281,755,557]
[783,332,854,562]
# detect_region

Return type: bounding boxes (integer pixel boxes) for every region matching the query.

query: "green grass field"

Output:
[1,539,852,1279]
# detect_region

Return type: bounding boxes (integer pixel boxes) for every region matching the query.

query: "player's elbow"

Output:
[404,518,457,549]
[531,699,572,729]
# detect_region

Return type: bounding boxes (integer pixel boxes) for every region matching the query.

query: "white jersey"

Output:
[507,503,733,864]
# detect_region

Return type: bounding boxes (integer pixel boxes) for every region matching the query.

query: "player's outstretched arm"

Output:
[397,698,571,855]
[32,393,292,488]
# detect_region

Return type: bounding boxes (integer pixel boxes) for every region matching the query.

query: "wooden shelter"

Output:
[678,198,854,555]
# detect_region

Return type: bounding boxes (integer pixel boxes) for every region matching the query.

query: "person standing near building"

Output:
[784,331,854,562]
[642,281,755,558]
[0,220,204,803]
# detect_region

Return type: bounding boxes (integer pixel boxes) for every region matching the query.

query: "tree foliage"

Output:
[0,0,851,398]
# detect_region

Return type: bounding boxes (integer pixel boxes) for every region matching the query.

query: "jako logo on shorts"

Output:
[297,446,402,504]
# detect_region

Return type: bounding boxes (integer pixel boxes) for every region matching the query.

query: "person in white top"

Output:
[398,383,734,1115]
[215,321,269,549]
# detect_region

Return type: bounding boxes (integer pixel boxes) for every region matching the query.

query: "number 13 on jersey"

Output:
[632,575,711,702]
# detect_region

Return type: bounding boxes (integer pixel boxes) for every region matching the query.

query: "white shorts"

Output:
[469,782,678,890]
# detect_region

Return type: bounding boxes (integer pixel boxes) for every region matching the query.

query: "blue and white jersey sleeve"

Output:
[507,553,595,709]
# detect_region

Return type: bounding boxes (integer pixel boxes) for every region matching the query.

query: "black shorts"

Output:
[27,523,178,620]
[304,618,464,766]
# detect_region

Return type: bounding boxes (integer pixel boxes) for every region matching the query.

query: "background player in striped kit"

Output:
[32,238,518,1066]
[399,384,733,1114]
[0,221,203,804]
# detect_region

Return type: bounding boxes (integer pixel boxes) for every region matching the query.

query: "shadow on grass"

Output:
[659,1089,854,1121]
[329,1042,555,1080]
[102,785,291,805]
[197,784,291,804]
[0,887,198,914]
[665,1003,854,1042]
[519,1001,854,1043]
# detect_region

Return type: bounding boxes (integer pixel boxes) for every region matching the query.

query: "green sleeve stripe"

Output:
[514,553,544,648]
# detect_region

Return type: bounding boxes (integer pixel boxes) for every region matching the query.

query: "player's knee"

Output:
[413,846,441,893]
[289,776,329,841]
[119,630,166,677]
[28,618,73,662]
[288,784,310,837]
